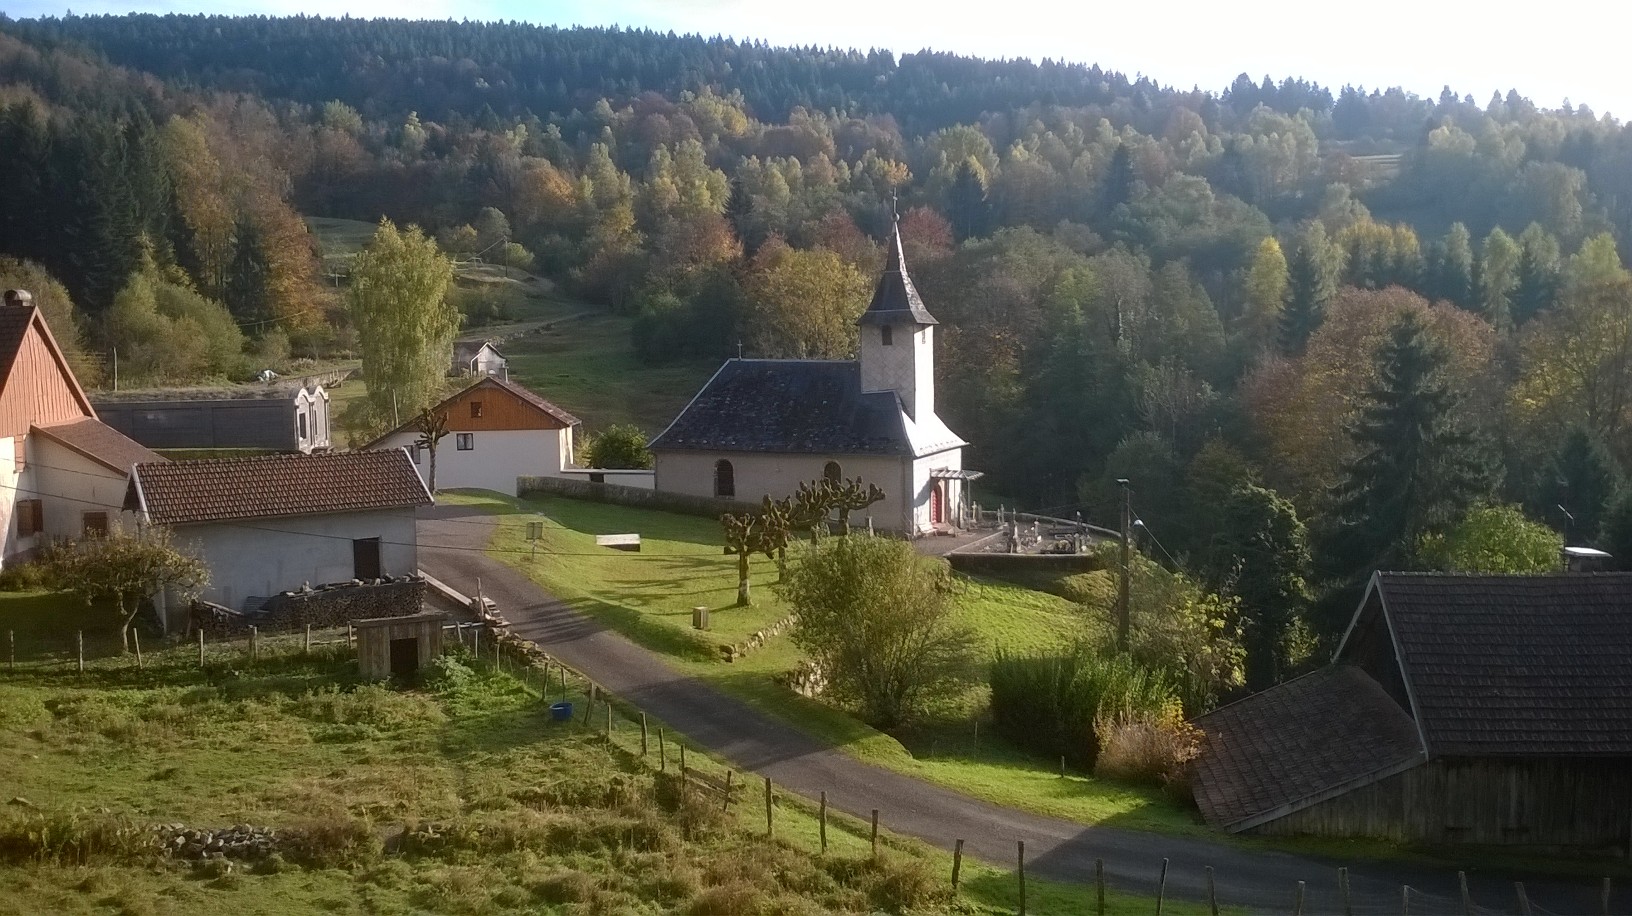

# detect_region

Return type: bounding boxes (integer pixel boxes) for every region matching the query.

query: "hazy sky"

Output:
[7,0,1629,118]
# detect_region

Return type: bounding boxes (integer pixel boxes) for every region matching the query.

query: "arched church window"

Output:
[823,461,842,484]
[714,459,735,498]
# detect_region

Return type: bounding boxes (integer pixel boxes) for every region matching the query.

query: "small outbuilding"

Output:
[355,612,445,680]
[1192,572,1632,850]
[451,340,508,380]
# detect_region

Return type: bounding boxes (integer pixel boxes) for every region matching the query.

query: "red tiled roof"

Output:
[130,449,431,526]
[32,417,166,473]
[1191,665,1424,831]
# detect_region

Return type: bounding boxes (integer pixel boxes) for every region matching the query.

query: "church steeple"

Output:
[858,216,937,422]
[858,218,937,329]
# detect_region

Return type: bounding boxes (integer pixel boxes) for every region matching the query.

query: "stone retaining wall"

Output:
[517,474,758,519]
[945,551,1104,576]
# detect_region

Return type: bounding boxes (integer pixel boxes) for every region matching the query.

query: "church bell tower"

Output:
[858,219,937,422]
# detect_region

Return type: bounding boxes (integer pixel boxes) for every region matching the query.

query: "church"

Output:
[649,222,977,535]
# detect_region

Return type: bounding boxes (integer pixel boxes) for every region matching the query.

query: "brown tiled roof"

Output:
[1369,572,1632,757]
[130,449,431,526]
[365,376,578,446]
[33,417,166,472]
[1191,665,1424,831]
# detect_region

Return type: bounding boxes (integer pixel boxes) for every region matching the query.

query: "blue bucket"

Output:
[549,701,574,722]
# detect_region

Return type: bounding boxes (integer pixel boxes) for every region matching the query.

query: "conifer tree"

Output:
[1540,428,1622,544]
[1279,231,1334,354]
[1322,313,1495,580]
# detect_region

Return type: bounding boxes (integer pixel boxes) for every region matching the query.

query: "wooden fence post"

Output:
[1459,871,1471,916]
[870,809,879,857]
[583,686,595,724]
[604,701,612,737]
[1601,877,1612,916]
[1294,880,1305,916]
[77,630,83,673]
[8,629,13,670]
[1515,882,1533,916]
[951,838,964,891]
[722,770,733,813]
[1098,858,1108,916]
[1339,866,1352,916]
[347,622,354,647]
[1155,857,1168,916]
[1204,865,1216,916]
[472,626,478,656]
[819,792,827,853]
[1017,840,1026,916]
[560,665,567,699]
[658,728,667,772]
[640,713,649,756]
[763,777,773,837]
[678,744,686,774]
[304,624,311,654]
[133,630,143,669]
[250,626,258,660]
[1402,885,1411,916]
[198,629,205,667]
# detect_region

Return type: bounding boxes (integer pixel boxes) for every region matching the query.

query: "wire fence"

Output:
[1,617,1622,916]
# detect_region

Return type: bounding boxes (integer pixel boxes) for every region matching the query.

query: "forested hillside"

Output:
[4,13,1631,677]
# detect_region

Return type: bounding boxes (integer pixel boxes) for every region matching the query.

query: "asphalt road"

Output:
[419,506,1615,914]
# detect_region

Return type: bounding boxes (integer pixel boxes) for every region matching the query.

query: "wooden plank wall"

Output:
[444,386,566,432]
[357,617,444,680]
[1252,758,1632,849]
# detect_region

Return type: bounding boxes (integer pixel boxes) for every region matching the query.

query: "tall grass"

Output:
[988,647,1176,769]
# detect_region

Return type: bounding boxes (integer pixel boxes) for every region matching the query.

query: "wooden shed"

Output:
[355,612,445,680]
[1192,573,1632,850]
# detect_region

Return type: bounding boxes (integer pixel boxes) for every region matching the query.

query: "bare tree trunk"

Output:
[736,551,751,607]
[119,596,138,654]
[428,447,438,494]
[777,547,786,583]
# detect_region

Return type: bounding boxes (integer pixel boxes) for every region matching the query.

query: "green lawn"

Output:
[0,622,1206,914]
[446,490,1203,836]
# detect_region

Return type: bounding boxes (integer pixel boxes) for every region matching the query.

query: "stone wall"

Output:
[517,474,759,519]
[191,577,425,635]
[945,551,1104,576]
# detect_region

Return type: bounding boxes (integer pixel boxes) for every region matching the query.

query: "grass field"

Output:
[0,609,1206,915]
[442,490,1202,836]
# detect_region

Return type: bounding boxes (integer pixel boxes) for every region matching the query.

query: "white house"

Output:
[367,376,580,497]
[451,340,508,380]
[0,288,163,566]
[649,221,978,535]
[125,449,432,623]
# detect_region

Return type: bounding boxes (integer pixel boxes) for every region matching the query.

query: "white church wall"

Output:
[654,451,914,532]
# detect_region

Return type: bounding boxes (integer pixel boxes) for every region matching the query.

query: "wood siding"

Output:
[0,322,91,438]
[355,613,444,680]
[443,386,569,432]
[1250,757,1632,849]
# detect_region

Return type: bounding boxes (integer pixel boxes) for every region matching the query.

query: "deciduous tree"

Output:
[346,219,458,425]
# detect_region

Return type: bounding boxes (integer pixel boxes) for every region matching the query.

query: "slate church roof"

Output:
[649,360,913,456]
[1191,571,1632,832]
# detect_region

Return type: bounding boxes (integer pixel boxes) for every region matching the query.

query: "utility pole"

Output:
[1117,478,1131,653]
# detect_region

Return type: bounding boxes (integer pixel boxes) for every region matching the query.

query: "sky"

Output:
[7,0,1631,118]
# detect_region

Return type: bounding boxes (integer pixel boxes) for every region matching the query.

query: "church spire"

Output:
[858,215,937,328]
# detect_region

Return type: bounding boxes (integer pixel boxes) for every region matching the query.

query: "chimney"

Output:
[3,289,32,308]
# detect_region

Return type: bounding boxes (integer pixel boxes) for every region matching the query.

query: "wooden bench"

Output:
[595,533,641,552]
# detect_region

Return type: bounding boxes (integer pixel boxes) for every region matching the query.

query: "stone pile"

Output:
[719,614,798,662]
[153,823,278,860]
[777,659,827,698]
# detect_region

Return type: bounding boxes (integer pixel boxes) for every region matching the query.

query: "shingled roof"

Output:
[1192,665,1424,831]
[128,449,431,526]
[33,417,165,473]
[1350,572,1632,757]
[857,221,937,328]
[649,360,913,456]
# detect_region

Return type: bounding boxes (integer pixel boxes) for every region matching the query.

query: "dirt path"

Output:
[418,506,1611,914]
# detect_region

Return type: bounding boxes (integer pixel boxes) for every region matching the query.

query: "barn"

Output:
[1192,572,1632,850]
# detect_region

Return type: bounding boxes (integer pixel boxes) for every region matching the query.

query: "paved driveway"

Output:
[418,506,1612,914]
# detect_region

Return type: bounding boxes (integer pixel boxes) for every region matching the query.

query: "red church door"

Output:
[930,482,945,525]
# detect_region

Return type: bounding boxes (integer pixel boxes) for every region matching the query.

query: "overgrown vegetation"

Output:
[989,648,1178,770]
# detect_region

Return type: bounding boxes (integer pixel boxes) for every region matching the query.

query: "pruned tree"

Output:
[44,526,209,652]
[760,495,793,582]
[827,477,886,535]
[787,479,834,541]
[720,511,773,607]
[413,408,450,493]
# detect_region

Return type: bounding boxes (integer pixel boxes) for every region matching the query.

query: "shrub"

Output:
[1093,712,1203,800]
[420,654,476,694]
[0,561,49,591]
[281,817,381,867]
[0,811,158,865]
[989,647,1177,769]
